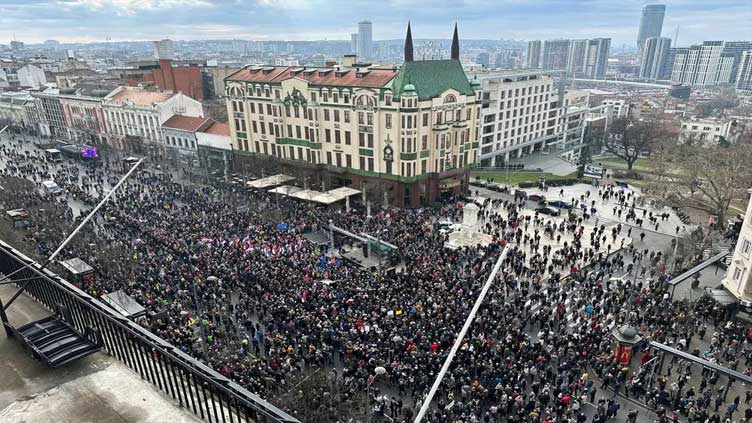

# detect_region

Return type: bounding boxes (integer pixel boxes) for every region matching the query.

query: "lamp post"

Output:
[366,366,387,422]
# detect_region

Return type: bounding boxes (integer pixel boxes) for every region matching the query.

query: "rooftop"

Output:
[389,59,476,100]
[202,120,230,137]
[226,65,398,88]
[108,87,175,106]
[162,115,210,132]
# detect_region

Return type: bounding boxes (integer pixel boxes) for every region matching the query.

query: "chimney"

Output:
[342,54,357,67]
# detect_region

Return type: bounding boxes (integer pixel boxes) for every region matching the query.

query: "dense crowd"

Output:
[0,133,749,423]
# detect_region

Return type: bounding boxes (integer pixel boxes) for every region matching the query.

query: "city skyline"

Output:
[1,0,750,47]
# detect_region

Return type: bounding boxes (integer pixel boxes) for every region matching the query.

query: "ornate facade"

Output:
[225,23,481,207]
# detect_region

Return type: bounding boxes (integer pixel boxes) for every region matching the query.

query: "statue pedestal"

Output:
[446,203,493,249]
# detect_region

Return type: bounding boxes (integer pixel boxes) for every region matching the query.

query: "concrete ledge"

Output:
[0,283,200,423]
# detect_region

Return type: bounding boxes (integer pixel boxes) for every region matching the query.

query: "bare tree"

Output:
[648,132,752,230]
[277,370,366,423]
[604,118,668,170]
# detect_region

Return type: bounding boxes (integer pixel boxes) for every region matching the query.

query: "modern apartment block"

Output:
[722,42,752,83]
[474,70,607,167]
[567,40,588,75]
[737,51,752,95]
[542,39,570,70]
[537,38,610,78]
[527,40,541,69]
[639,37,672,80]
[637,4,666,53]
[671,41,752,87]
[224,24,481,207]
[583,38,611,79]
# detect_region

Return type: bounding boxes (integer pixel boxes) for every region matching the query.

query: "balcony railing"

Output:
[0,240,299,423]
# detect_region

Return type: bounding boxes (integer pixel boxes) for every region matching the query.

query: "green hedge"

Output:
[518,178,580,189]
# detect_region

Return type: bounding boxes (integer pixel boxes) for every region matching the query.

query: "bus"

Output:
[44,148,63,163]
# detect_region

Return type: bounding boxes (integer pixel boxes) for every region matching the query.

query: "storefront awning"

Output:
[246,174,296,189]
[268,185,303,195]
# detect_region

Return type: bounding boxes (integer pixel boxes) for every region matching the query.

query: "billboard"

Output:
[80,146,98,158]
[584,164,606,179]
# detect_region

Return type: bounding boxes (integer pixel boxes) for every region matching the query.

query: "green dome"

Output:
[403,84,417,94]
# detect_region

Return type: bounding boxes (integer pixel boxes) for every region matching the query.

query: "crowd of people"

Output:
[0,132,749,423]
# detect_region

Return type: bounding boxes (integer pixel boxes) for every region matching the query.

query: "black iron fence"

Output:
[0,240,300,423]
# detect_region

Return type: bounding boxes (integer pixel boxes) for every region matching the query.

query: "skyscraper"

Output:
[583,38,611,79]
[637,4,666,53]
[526,40,541,68]
[350,33,358,54]
[639,37,672,80]
[357,20,373,61]
[542,39,570,70]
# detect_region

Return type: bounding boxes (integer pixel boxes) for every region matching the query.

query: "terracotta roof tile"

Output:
[226,66,398,88]
[162,115,209,132]
[202,121,230,137]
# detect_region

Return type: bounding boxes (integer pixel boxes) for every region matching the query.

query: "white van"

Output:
[41,180,63,195]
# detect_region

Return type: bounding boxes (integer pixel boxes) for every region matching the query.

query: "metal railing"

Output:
[0,240,300,423]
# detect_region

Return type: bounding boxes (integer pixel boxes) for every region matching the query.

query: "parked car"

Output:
[535,206,560,217]
[528,194,546,203]
[437,220,459,234]
[548,200,573,209]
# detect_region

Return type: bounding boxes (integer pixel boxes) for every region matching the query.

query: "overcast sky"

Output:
[1,0,750,47]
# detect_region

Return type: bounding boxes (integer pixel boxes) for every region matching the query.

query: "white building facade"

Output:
[475,70,604,166]
[722,189,752,302]
[679,117,738,145]
[102,87,204,150]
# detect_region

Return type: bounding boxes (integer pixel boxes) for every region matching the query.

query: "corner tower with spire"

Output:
[451,22,460,60]
[404,21,414,62]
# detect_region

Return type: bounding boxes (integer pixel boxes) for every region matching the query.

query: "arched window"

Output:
[444,94,457,104]
[356,95,375,108]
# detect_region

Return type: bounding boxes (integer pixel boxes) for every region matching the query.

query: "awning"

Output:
[311,193,341,204]
[291,189,322,201]
[269,185,303,195]
[246,174,296,189]
[327,186,361,197]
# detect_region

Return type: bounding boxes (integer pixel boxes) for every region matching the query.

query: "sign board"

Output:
[584,164,606,179]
